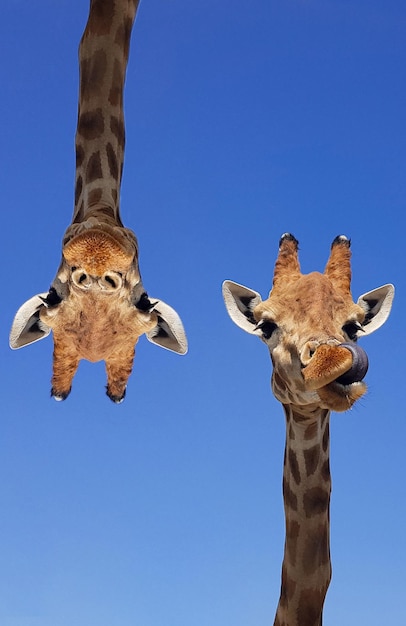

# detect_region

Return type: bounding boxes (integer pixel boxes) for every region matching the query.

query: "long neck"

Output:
[274,406,332,626]
[73,0,140,225]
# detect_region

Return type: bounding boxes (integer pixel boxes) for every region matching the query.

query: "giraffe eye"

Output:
[255,320,278,340]
[342,321,363,341]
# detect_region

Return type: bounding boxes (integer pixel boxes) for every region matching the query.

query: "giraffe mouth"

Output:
[302,343,369,390]
[302,343,369,411]
[334,342,369,385]
[317,379,367,412]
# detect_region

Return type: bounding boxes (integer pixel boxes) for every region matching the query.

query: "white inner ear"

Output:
[357,283,394,336]
[146,299,188,354]
[9,293,51,349]
[222,280,262,334]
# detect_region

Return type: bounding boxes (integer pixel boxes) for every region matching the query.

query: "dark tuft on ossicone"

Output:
[331,235,351,248]
[279,233,299,248]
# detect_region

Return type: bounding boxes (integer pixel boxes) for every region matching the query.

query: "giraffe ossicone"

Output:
[9,0,187,402]
[223,233,394,624]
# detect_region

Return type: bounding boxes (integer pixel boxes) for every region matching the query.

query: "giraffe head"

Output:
[9,220,187,403]
[223,234,394,414]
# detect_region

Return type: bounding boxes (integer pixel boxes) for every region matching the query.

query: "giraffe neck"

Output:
[274,405,332,626]
[72,0,139,226]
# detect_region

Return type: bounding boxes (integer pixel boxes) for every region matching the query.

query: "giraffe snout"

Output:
[301,344,354,390]
[300,338,341,367]
[301,342,369,391]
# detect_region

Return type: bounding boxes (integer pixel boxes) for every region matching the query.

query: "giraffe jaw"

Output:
[272,376,367,413]
[317,380,367,412]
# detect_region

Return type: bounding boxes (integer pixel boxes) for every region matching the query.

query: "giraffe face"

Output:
[9,224,187,402]
[223,234,394,414]
[252,271,368,411]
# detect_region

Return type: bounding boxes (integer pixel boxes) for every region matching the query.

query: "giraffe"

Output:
[10,0,187,403]
[222,233,394,626]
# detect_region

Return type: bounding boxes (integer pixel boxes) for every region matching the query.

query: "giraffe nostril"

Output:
[72,268,92,289]
[301,341,320,366]
[99,272,123,291]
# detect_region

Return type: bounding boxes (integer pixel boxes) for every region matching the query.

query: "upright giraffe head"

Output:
[223,233,394,414]
[9,0,187,402]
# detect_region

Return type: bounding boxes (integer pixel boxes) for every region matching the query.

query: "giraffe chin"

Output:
[317,380,367,412]
[63,227,135,275]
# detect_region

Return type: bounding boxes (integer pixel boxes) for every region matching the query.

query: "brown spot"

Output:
[85,0,115,36]
[302,524,330,576]
[109,58,123,106]
[123,16,134,57]
[75,175,83,207]
[322,421,330,453]
[87,188,103,206]
[86,151,103,183]
[110,114,125,146]
[279,564,297,607]
[106,142,119,180]
[304,422,317,440]
[115,16,135,59]
[286,519,300,566]
[76,144,85,168]
[77,108,104,140]
[80,49,107,102]
[288,449,301,485]
[283,477,298,512]
[74,200,84,223]
[321,459,330,483]
[304,444,320,477]
[274,371,287,392]
[115,20,125,46]
[297,587,326,626]
[303,487,330,518]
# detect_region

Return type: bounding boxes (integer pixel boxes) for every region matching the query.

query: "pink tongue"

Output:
[336,343,369,385]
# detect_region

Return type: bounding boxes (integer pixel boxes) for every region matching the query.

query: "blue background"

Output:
[2,1,405,624]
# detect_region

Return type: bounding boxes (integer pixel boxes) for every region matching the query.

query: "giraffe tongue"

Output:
[303,343,368,390]
[335,343,369,385]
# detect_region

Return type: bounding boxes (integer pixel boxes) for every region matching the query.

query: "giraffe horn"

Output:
[324,235,352,294]
[272,233,301,292]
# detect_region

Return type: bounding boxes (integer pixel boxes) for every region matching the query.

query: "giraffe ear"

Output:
[9,293,52,349]
[357,284,394,336]
[146,300,188,354]
[222,280,262,334]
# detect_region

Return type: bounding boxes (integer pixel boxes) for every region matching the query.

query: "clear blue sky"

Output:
[1,1,405,625]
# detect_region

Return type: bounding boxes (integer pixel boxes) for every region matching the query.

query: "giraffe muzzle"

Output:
[63,227,134,275]
[302,343,369,390]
